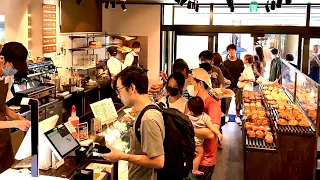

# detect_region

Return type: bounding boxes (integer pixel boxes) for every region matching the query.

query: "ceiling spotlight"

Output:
[195,2,199,12]
[187,1,192,9]
[271,0,276,10]
[180,0,188,6]
[265,1,270,12]
[76,0,84,5]
[121,3,126,11]
[111,1,116,8]
[276,0,282,8]
[175,0,180,4]
[105,1,109,9]
[285,0,292,4]
[226,0,233,7]
[230,6,235,12]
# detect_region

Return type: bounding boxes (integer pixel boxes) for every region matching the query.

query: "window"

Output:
[0,15,4,44]
[176,35,208,69]
[213,6,306,26]
[173,6,210,25]
[310,6,320,27]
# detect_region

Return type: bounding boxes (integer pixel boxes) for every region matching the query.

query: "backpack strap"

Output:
[166,96,170,108]
[135,104,162,144]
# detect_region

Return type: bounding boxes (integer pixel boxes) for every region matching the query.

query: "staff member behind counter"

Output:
[124,41,141,67]
[0,42,31,173]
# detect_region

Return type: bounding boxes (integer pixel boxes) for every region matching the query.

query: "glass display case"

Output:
[281,61,320,127]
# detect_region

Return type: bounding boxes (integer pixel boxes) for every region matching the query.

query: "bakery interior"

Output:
[0,0,320,179]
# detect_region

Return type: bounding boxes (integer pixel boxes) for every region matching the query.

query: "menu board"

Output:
[42,4,57,54]
[90,98,118,125]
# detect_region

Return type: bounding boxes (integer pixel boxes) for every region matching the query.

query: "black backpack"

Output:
[135,104,195,180]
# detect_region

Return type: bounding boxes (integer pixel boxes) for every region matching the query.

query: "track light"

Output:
[271,0,276,10]
[230,6,235,12]
[180,0,188,6]
[121,3,126,11]
[192,2,195,9]
[105,1,109,9]
[195,2,199,12]
[76,0,84,5]
[285,0,292,4]
[175,0,180,4]
[187,1,192,9]
[265,1,270,12]
[276,0,282,8]
[226,0,233,7]
[96,0,102,7]
[111,1,116,8]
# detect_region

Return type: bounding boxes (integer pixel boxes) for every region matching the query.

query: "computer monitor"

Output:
[44,123,80,161]
[15,115,59,170]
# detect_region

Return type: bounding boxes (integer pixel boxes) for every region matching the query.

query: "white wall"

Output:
[102,4,161,80]
[0,0,28,47]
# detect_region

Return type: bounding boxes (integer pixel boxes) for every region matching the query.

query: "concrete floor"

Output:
[212,122,244,180]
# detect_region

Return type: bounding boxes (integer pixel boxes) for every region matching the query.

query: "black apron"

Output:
[131,52,139,67]
[0,78,15,173]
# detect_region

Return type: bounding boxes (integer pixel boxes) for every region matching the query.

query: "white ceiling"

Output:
[126,0,320,4]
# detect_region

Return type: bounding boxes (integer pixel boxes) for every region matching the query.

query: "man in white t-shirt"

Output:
[107,46,126,80]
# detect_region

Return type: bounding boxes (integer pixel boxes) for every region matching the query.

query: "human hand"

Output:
[160,71,168,83]
[14,120,31,131]
[218,133,223,142]
[225,79,231,85]
[100,144,127,163]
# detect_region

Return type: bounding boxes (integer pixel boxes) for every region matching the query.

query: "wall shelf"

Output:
[69,43,118,52]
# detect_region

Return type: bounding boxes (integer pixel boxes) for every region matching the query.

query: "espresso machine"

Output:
[8,59,57,112]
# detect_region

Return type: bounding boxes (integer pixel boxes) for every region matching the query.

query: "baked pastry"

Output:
[288,120,299,126]
[245,122,253,130]
[299,120,310,127]
[258,111,265,116]
[277,119,288,125]
[265,134,274,143]
[255,130,264,139]
[258,126,265,132]
[264,126,271,132]
[286,114,295,121]
[261,119,269,126]
[293,109,302,117]
[129,107,137,117]
[252,125,259,131]
[88,41,102,48]
[248,130,256,138]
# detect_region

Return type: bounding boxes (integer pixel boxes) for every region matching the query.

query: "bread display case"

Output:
[243,62,319,180]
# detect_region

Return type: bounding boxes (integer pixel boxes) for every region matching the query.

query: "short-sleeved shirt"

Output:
[128,108,165,180]
[224,58,244,88]
[200,96,222,166]
[210,65,224,88]
[160,96,187,113]
[107,57,126,79]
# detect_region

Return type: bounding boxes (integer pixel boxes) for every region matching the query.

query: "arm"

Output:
[217,69,224,87]
[124,53,134,67]
[222,66,234,84]
[6,106,24,120]
[0,120,17,129]
[194,128,215,139]
[276,60,282,80]
[313,55,320,66]
[206,120,221,137]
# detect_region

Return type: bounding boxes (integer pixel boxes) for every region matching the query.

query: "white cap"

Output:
[189,68,212,89]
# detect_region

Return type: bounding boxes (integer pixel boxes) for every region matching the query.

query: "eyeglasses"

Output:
[116,86,126,94]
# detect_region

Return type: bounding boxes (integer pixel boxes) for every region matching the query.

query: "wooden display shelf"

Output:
[69,44,117,52]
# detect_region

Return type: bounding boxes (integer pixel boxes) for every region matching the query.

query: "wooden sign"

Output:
[43,21,56,28]
[43,37,56,45]
[43,45,56,53]
[43,29,56,36]
[43,4,56,12]
[43,12,56,20]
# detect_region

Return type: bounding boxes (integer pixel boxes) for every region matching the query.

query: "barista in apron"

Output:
[0,42,31,173]
[124,41,140,67]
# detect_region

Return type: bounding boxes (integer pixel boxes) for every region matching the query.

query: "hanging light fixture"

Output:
[226,0,233,7]
[76,0,84,5]
[187,0,192,9]
[271,0,276,10]
[121,3,126,11]
[111,1,116,8]
[265,0,270,12]
[195,1,199,12]
[285,0,292,4]
[105,1,109,9]
[230,5,235,12]
[276,0,282,8]
[180,0,188,6]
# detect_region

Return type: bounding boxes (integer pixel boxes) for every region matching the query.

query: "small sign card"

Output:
[90,98,118,125]
[78,122,89,141]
